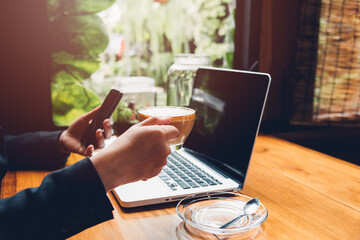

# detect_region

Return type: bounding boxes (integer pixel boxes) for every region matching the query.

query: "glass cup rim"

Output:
[137,106,195,118]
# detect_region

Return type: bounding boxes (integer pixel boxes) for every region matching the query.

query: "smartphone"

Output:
[81,89,123,148]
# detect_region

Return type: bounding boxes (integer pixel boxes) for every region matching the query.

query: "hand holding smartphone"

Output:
[81,89,123,148]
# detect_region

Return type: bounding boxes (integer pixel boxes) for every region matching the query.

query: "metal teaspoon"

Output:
[219,198,260,229]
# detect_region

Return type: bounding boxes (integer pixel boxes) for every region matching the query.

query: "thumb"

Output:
[138,116,171,126]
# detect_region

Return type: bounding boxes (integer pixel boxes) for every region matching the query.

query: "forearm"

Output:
[0,158,114,239]
[5,131,69,170]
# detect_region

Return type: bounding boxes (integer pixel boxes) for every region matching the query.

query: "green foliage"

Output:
[52,52,101,80]
[48,0,235,126]
[106,0,235,87]
[112,101,133,123]
[51,15,109,56]
[51,72,101,125]
[48,0,116,126]
[47,0,116,21]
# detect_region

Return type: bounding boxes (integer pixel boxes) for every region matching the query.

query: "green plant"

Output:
[48,0,116,126]
[48,0,235,126]
[103,0,234,87]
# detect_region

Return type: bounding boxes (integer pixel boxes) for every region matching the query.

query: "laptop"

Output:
[112,67,271,208]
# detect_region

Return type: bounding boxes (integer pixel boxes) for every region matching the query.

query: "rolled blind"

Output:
[291,0,360,126]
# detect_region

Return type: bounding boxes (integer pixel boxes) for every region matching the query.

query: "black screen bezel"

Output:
[184,67,271,186]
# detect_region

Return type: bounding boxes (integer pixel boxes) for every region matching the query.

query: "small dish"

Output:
[176,192,267,236]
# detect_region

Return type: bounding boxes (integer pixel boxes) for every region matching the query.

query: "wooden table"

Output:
[1,135,360,239]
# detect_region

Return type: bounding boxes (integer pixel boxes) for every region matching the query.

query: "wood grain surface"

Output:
[1,135,359,239]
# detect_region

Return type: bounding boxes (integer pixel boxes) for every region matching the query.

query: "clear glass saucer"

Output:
[176,192,268,236]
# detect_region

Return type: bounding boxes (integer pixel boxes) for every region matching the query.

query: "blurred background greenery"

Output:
[49,0,235,126]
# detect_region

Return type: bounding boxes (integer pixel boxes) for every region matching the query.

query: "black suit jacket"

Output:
[0,127,114,239]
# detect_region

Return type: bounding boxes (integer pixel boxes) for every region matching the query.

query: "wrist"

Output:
[91,153,112,192]
[57,131,69,154]
[91,151,128,192]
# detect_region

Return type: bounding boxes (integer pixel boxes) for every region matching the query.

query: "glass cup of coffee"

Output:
[137,106,196,150]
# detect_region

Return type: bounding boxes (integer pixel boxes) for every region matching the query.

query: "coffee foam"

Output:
[139,107,194,117]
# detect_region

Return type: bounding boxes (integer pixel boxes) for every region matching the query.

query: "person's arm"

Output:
[5,106,112,170]
[90,117,179,191]
[0,117,179,239]
[0,158,114,239]
[5,131,69,170]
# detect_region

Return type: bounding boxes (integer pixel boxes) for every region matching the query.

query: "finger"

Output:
[79,106,101,123]
[84,145,94,157]
[95,129,105,149]
[103,119,112,139]
[138,116,171,126]
[158,157,168,167]
[142,165,165,181]
[150,167,164,178]
[77,144,86,155]
[159,125,179,141]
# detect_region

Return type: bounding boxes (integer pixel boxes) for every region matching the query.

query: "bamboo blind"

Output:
[291,0,360,126]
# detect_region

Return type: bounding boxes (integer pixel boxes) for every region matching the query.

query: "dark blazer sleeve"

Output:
[5,131,69,170]
[0,158,114,239]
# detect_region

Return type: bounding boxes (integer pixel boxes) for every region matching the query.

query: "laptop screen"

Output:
[185,67,270,186]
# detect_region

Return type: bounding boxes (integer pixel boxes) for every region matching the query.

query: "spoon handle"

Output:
[219,214,245,229]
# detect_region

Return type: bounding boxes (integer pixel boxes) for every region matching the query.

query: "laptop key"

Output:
[160,152,222,191]
[176,181,191,189]
[188,182,200,188]
[198,182,209,187]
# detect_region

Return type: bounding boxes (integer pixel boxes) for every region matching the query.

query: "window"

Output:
[290,0,360,127]
[49,0,236,126]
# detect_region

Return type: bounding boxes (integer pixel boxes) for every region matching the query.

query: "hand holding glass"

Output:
[137,106,195,150]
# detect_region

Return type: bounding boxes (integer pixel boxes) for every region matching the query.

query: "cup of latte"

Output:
[137,106,195,150]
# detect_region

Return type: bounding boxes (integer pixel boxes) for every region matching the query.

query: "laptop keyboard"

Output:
[158,151,223,191]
